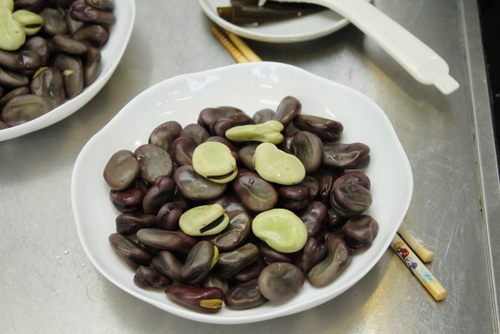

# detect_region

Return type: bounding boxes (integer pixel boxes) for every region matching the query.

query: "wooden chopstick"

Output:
[398,221,434,263]
[391,234,447,301]
[210,25,261,63]
[222,29,262,62]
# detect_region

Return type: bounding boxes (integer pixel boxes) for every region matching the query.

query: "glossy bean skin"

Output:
[279,135,294,154]
[23,36,50,66]
[342,215,379,250]
[52,53,84,99]
[210,109,254,137]
[201,272,229,294]
[258,262,304,302]
[316,174,334,205]
[157,200,189,231]
[136,229,199,256]
[294,236,327,275]
[85,0,115,11]
[258,242,293,265]
[232,169,278,212]
[69,1,116,25]
[0,94,49,126]
[252,108,275,124]
[203,210,252,252]
[225,279,268,310]
[290,130,323,174]
[134,144,173,183]
[65,10,84,35]
[103,150,139,191]
[215,243,259,279]
[108,233,154,270]
[152,250,184,282]
[198,106,251,136]
[272,95,301,127]
[230,259,265,285]
[82,45,101,86]
[330,183,372,217]
[109,183,145,213]
[50,34,87,55]
[174,164,227,201]
[322,142,370,169]
[297,201,328,237]
[180,241,215,285]
[148,120,182,156]
[134,265,172,289]
[115,213,157,235]
[13,0,50,12]
[207,193,250,215]
[0,86,30,109]
[333,170,371,190]
[142,175,176,215]
[238,142,258,172]
[298,175,319,202]
[165,285,224,314]
[172,136,196,166]
[325,208,348,231]
[278,185,310,211]
[40,7,68,36]
[293,114,344,142]
[0,67,29,87]
[72,24,109,48]
[308,235,352,287]
[180,123,211,146]
[0,49,41,74]
[30,67,65,110]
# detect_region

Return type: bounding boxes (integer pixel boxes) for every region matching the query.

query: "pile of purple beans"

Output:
[104,96,379,313]
[0,0,115,129]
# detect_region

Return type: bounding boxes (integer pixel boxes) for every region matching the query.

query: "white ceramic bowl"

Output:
[0,0,136,142]
[198,0,366,43]
[72,62,413,324]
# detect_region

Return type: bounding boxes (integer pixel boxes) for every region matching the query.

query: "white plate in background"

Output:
[0,0,136,142]
[198,0,353,43]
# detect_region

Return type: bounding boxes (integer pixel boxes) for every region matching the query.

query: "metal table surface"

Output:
[1,0,499,333]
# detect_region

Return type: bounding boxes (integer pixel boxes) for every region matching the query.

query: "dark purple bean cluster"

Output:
[104,96,379,313]
[0,0,115,129]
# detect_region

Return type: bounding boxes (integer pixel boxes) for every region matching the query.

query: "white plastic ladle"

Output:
[259,0,459,94]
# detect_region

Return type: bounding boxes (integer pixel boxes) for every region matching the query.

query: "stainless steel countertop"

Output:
[1,0,499,332]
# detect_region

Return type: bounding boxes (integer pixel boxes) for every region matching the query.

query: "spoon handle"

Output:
[265,0,459,94]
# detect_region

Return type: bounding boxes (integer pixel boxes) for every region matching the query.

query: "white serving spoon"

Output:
[259,0,459,94]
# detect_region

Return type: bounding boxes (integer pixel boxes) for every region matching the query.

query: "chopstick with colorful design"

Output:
[391,234,447,301]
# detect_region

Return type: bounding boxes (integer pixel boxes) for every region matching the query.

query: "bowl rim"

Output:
[72,61,414,324]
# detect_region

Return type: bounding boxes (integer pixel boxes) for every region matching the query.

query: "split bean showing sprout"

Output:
[104,96,379,314]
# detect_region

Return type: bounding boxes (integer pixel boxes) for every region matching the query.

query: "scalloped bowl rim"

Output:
[71,61,413,324]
